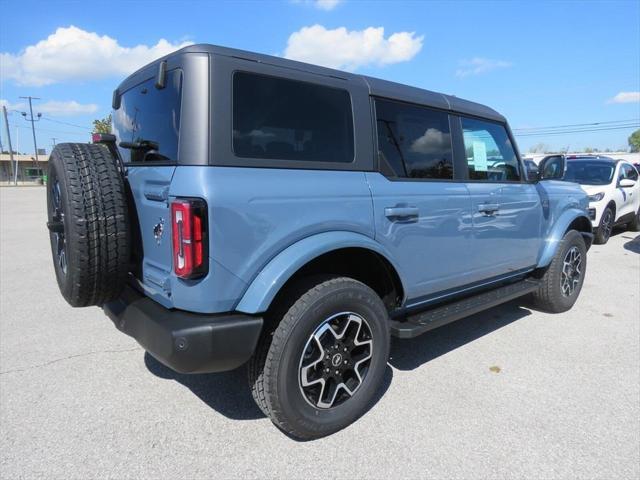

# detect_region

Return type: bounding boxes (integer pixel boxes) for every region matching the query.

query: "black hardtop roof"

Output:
[117,43,506,123]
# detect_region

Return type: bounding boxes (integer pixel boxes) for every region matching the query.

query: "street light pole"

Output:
[2,105,17,185]
[19,96,42,169]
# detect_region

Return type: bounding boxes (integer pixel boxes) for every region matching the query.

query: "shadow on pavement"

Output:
[143,301,531,424]
[144,353,265,420]
[144,350,393,424]
[389,300,532,371]
[144,302,530,422]
[623,234,640,254]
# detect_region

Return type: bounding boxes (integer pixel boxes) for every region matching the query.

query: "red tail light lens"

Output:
[170,198,208,279]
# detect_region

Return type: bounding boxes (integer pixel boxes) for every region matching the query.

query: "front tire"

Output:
[594,206,614,244]
[249,277,390,440]
[531,230,587,313]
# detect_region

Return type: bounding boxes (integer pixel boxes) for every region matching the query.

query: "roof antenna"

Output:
[155,61,167,90]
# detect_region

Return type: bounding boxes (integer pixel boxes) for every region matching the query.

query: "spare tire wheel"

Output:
[47,143,130,307]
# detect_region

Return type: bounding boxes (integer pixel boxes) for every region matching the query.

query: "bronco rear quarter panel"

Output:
[169,166,377,313]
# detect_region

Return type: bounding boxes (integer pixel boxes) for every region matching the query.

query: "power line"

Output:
[8,122,90,137]
[514,124,639,137]
[513,118,639,132]
[41,116,92,131]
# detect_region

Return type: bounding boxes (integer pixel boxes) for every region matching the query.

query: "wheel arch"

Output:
[235,231,406,314]
[537,209,593,268]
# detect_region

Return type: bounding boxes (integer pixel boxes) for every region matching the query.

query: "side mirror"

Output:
[619,178,636,188]
[525,163,540,182]
[539,156,566,180]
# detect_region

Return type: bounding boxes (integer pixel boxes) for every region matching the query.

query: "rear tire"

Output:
[47,143,130,307]
[531,230,587,313]
[249,276,390,439]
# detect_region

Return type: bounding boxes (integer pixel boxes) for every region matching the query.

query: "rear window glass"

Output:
[564,161,615,185]
[113,69,182,163]
[232,72,354,163]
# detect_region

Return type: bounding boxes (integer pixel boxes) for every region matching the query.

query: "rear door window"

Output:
[233,72,354,163]
[113,69,183,164]
[461,117,521,181]
[374,98,453,179]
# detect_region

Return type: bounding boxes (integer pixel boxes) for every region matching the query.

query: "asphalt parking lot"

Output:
[1,186,638,479]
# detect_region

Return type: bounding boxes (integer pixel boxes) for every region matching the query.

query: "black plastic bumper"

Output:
[103,286,263,374]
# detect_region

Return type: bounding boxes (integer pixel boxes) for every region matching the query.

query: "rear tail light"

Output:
[170,198,208,279]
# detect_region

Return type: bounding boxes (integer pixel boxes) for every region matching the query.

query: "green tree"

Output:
[629,129,640,152]
[92,114,112,134]
[529,142,550,153]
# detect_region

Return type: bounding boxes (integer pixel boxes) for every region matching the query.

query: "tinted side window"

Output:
[113,69,182,164]
[622,163,638,181]
[375,98,453,179]
[233,72,354,163]
[461,117,520,181]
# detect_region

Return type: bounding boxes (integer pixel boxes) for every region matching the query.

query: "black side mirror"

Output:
[539,156,566,180]
[526,163,540,182]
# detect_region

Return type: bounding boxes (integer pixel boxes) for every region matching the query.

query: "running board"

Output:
[390,279,539,339]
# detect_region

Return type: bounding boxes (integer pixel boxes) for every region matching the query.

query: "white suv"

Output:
[540,155,640,244]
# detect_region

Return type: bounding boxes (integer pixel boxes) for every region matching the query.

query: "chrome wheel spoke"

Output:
[561,246,582,297]
[298,312,373,410]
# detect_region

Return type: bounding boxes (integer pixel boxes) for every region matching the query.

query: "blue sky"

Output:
[1,0,639,154]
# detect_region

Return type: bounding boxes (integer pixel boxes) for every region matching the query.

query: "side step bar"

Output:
[390,279,540,339]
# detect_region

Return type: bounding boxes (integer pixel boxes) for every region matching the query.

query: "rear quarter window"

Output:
[232,72,354,163]
[113,69,183,164]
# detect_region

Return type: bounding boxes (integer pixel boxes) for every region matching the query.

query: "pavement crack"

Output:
[0,346,142,375]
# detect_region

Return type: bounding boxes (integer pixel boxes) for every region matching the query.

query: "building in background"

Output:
[0,153,46,184]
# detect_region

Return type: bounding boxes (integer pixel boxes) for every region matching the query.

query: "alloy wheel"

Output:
[50,179,67,275]
[601,209,613,241]
[298,312,373,409]
[561,246,582,297]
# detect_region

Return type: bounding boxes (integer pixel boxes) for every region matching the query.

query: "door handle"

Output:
[478,203,500,216]
[385,206,419,221]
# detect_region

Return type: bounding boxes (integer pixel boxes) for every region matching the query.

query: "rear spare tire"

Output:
[47,143,130,307]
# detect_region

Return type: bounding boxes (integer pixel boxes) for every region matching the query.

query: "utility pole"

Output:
[51,137,57,146]
[19,96,42,169]
[2,106,17,185]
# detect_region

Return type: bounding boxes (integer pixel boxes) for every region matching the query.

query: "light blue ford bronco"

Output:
[47,44,592,439]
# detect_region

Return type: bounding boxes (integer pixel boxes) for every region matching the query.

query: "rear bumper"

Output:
[103,286,263,374]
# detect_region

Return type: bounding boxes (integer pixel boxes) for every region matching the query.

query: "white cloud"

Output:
[292,0,342,10]
[607,91,640,104]
[411,128,450,154]
[0,99,25,111]
[39,100,99,116]
[1,98,98,116]
[456,57,512,77]
[0,25,193,86]
[284,25,423,71]
[314,0,342,10]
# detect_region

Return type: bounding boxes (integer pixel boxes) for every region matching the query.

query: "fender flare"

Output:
[235,231,405,314]
[537,209,592,268]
